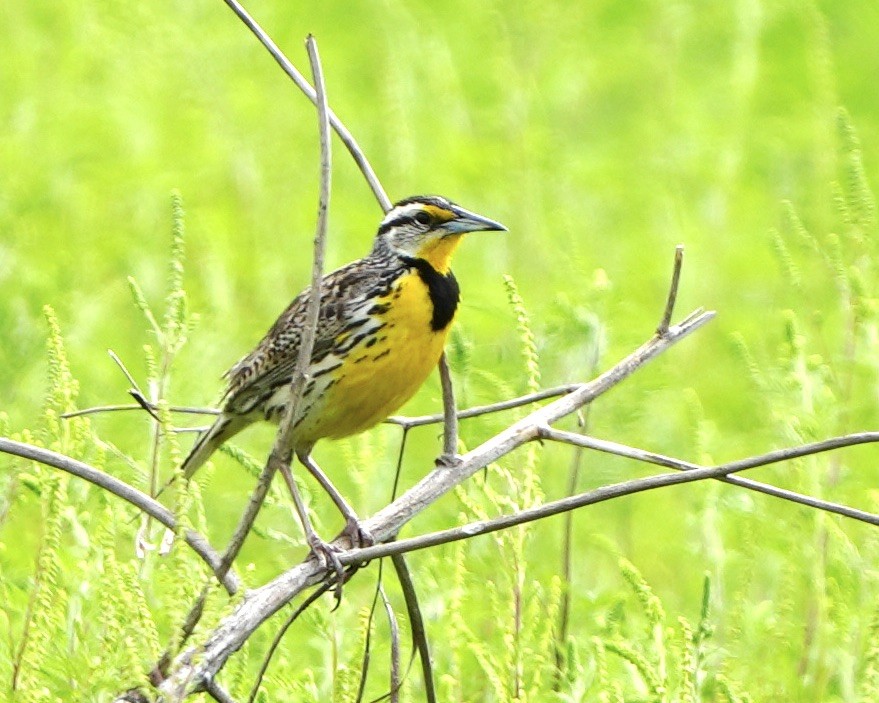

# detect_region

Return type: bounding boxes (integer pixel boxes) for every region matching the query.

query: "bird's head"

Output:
[374,195,506,273]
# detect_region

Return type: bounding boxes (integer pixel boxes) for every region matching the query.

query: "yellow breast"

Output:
[297,270,452,443]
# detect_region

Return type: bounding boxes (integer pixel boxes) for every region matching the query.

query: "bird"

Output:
[180,194,506,558]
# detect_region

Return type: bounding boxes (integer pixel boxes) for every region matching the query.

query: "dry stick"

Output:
[271,31,333,573]
[231,27,451,702]
[203,681,236,703]
[223,8,449,696]
[62,404,220,419]
[155,34,336,695]
[556,341,602,683]
[658,245,684,335]
[554,419,584,684]
[153,457,280,682]
[541,427,879,526]
[354,560,386,703]
[384,384,582,429]
[379,586,402,703]
[556,372,599,681]
[155,29,335,698]
[221,0,391,213]
[0,438,238,594]
[344,428,879,563]
[246,579,335,703]
[158,306,714,696]
[65,383,580,427]
[438,352,459,461]
[390,552,437,703]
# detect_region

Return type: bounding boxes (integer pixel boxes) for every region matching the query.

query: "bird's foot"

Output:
[435,452,463,469]
[342,517,375,549]
[307,533,346,598]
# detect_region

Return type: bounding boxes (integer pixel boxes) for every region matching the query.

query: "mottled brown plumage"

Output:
[180,195,505,551]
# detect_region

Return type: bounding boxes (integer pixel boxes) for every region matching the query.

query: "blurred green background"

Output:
[3,0,879,700]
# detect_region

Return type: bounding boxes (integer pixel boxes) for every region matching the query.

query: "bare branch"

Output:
[438,352,458,461]
[204,681,237,703]
[343,428,879,562]
[390,553,437,703]
[272,32,330,454]
[365,310,715,539]
[221,0,391,213]
[658,245,684,335]
[247,581,335,703]
[62,404,220,420]
[0,438,239,594]
[379,586,401,703]
[156,33,336,701]
[158,308,714,694]
[385,383,582,429]
[542,427,879,526]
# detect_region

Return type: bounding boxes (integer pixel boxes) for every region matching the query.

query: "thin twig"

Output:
[385,384,582,429]
[62,404,220,420]
[204,680,237,703]
[156,33,337,685]
[541,427,879,526]
[162,456,280,674]
[128,390,162,423]
[246,580,336,703]
[221,0,391,213]
[0,437,239,594]
[557,334,603,684]
[390,553,436,703]
[67,383,581,426]
[344,429,879,562]
[438,352,458,461]
[109,349,144,392]
[555,411,586,686]
[376,587,401,703]
[658,245,684,336]
[355,559,385,703]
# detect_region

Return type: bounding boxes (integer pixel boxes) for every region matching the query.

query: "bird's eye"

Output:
[414,211,432,226]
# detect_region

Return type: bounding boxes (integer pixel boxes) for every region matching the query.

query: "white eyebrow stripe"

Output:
[380,203,427,228]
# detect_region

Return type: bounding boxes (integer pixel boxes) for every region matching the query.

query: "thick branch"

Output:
[158,309,714,694]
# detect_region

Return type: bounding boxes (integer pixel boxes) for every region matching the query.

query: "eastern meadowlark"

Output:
[181,194,505,556]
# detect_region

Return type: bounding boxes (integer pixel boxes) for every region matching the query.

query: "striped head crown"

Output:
[373,195,506,265]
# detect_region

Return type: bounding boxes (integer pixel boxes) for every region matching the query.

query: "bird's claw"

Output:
[343,517,374,549]
[307,534,346,598]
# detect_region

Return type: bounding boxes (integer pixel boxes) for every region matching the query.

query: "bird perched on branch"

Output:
[180,195,505,557]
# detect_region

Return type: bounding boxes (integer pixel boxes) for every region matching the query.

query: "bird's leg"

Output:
[297,450,374,548]
[277,461,345,589]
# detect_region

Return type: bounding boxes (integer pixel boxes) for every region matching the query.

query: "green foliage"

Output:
[4,0,879,700]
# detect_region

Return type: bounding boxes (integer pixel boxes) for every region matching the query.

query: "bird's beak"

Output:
[442,204,508,234]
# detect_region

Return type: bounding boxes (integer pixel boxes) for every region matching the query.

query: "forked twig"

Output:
[341,429,879,562]
[541,427,879,526]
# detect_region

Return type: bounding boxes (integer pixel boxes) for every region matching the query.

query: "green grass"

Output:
[3,0,879,700]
